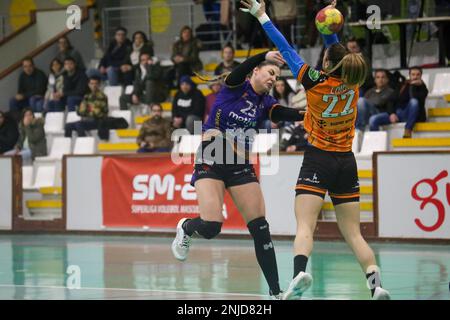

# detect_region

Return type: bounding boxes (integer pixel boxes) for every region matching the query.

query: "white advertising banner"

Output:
[0,157,12,230]
[377,153,450,239]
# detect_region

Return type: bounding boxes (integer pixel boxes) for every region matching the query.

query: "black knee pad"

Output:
[247,217,272,246]
[196,219,222,239]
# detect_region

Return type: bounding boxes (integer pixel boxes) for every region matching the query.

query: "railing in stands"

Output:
[102,1,237,53]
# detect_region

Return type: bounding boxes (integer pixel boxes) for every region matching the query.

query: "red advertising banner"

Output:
[101,156,248,230]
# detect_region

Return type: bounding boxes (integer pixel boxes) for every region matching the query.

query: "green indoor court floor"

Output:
[0,234,449,300]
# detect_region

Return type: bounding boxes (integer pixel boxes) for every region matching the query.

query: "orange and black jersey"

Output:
[297,64,358,152]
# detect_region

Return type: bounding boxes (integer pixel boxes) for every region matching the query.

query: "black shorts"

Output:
[295,145,360,205]
[190,139,258,188]
[191,162,259,188]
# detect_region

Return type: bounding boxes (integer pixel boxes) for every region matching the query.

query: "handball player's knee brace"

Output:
[247,217,280,295]
[196,219,222,239]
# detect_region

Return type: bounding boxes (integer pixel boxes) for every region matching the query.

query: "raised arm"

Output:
[240,0,304,78]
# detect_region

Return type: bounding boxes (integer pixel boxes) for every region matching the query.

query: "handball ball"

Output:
[315,6,344,35]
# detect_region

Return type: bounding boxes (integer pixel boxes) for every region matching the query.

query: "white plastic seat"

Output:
[73,137,96,155]
[125,85,134,95]
[104,86,123,108]
[31,165,55,189]
[66,111,81,124]
[35,137,72,162]
[359,131,387,156]
[352,130,361,154]
[111,110,132,127]
[431,73,450,97]
[22,166,34,189]
[252,133,278,153]
[44,112,65,134]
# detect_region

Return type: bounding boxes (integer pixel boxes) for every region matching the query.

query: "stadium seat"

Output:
[111,110,132,127]
[125,85,133,95]
[104,86,123,108]
[66,111,81,124]
[352,129,361,154]
[73,137,96,155]
[359,131,388,155]
[22,166,34,189]
[44,112,65,134]
[35,137,72,162]
[431,73,450,97]
[252,133,278,153]
[31,165,56,189]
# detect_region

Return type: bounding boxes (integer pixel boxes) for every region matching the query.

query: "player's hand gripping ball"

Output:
[315,6,344,35]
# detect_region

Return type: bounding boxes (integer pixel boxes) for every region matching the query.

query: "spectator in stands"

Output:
[370,67,429,138]
[44,58,64,111]
[137,103,173,153]
[214,44,241,75]
[356,69,396,131]
[97,27,132,85]
[55,36,86,71]
[0,111,19,155]
[171,26,203,81]
[120,31,155,85]
[64,76,108,139]
[4,108,47,164]
[9,57,47,120]
[346,38,374,96]
[279,121,308,152]
[172,75,205,134]
[47,57,88,112]
[272,0,298,44]
[119,52,166,110]
[204,80,222,122]
[262,78,295,131]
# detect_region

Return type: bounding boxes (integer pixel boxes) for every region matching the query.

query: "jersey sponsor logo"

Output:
[132,174,196,201]
[308,68,321,81]
[229,111,257,127]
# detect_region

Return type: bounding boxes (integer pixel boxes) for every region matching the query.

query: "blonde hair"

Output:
[325,44,368,88]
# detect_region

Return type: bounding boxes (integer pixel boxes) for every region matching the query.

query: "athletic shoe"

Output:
[269,290,284,300]
[372,287,391,300]
[171,218,192,261]
[282,271,313,300]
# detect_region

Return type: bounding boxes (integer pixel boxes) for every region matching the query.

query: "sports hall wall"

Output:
[1,153,449,241]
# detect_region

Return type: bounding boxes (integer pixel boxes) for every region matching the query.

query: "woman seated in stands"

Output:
[44,58,64,112]
[3,108,47,165]
[120,31,155,86]
[55,36,86,71]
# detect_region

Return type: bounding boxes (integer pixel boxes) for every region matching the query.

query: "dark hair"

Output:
[58,36,73,50]
[21,107,34,121]
[222,43,235,54]
[374,69,389,78]
[64,56,77,64]
[150,103,163,111]
[49,58,63,73]
[179,25,192,39]
[139,51,152,60]
[273,77,293,102]
[89,76,101,82]
[115,27,128,35]
[409,66,422,74]
[22,57,34,65]
[132,31,148,43]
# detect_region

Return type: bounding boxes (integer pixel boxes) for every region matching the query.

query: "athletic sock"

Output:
[182,217,202,236]
[247,217,281,295]
[293,255,309,278]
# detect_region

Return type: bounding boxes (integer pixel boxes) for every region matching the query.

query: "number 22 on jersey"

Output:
[321,89,355,118]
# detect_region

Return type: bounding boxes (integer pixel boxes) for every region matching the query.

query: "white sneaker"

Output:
[270,291,284,300]
[282,272,313,300]
[372,287,391,300]
[171,218,192,261]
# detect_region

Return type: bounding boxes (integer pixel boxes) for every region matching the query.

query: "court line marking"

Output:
[0,284,344,300]
[0,284,268,298]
